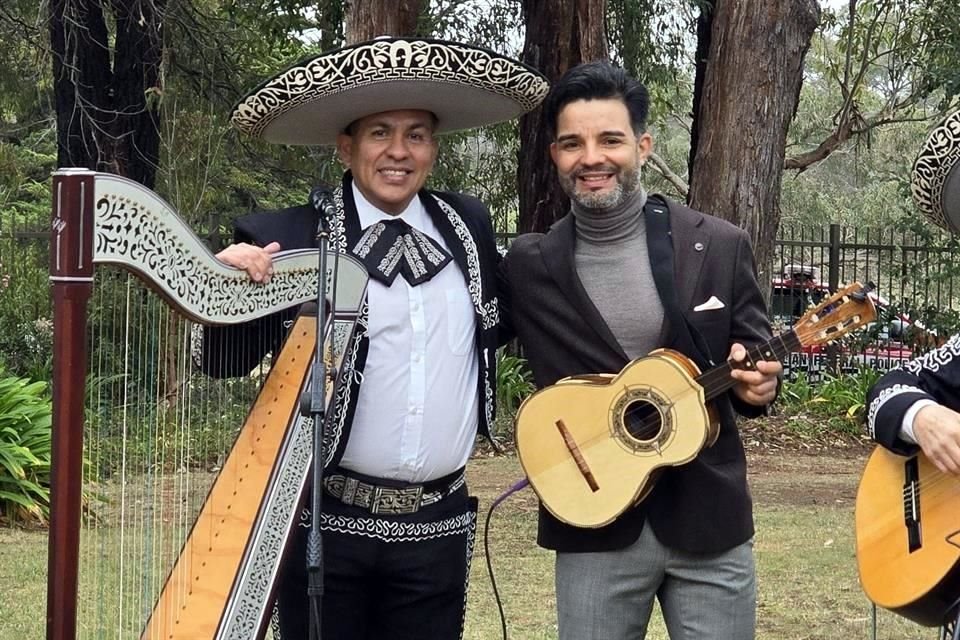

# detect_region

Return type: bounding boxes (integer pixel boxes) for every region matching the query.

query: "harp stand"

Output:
[301,195,338,640]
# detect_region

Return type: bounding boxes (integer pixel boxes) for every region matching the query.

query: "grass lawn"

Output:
[0,449,941,639]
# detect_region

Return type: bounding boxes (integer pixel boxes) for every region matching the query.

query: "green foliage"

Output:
[0,370,51,525]
[427,0,522,55]
[608,0,695,121]
[433,122,521,233]
[83,364,261,481]
[0,251,53,381]
[780,0,960,227]
[777,367,883,436]
[496,347,534,417]
[0,136,58,228]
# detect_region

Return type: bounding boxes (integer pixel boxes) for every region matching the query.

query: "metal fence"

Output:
[2,219,957,382]
[769,224,957,380]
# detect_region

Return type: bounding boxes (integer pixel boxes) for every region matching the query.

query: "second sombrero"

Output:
[912,109,960,233]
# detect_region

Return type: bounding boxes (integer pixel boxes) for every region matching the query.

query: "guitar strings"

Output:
[542,306,856,459]
[613,332,796,444]
[614,289,867,443]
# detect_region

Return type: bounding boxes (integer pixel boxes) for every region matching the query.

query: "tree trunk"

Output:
[344,0,423,43]
[517,0,607,233]
[50,0,112,176]
[49,0,164,188]
[688,0,819,284]
[688,3,713,184]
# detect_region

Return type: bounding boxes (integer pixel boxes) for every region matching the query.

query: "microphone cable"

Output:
[483,477,530,640]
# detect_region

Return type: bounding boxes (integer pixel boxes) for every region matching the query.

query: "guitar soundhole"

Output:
[611,387,672,453]
[624,401,662,442]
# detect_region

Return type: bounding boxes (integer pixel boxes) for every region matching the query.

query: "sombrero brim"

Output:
[231,38,549,146]
[912,109,960,233]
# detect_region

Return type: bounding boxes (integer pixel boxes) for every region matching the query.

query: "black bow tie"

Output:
[351,218,453,286]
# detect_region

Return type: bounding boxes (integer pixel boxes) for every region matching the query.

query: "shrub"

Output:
[776,367,883,436]
[496,348,535,415]
[0,371,51,525]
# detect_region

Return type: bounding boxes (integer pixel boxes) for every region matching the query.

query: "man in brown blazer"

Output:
[500,62,781,640]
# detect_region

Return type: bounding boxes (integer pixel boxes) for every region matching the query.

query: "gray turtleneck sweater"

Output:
[572,188,666,360]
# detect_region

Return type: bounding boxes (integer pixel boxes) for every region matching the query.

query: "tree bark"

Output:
[688,0,819,282]
[344,0,423,43]
[688,2,713,184]
[517,0,607,233]
[49,0,164,188]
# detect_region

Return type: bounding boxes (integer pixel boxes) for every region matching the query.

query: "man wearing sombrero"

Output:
[867,111,960,474]
[867,110,960,474]
[864,111,960,633]
[200,37,547,639]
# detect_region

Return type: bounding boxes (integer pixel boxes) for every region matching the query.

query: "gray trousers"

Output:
[555,521,756,640]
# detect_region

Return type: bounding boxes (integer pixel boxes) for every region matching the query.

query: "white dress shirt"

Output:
[900,399,937,444]
[338,184,480,482]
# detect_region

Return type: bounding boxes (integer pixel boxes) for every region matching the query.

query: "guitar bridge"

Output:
[555,419,600,492]
[904,456,922,553]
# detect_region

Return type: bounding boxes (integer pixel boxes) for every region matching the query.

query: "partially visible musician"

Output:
[499,61,780,640]
[196,38,546,640]
[867,110,960,475]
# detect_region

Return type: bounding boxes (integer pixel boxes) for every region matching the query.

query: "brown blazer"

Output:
[500,195,772,554]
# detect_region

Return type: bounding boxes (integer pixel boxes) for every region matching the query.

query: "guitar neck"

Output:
[695,331,801,402]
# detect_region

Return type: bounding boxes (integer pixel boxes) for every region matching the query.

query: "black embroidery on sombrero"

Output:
[230,37,549,146]
[912,109,960,232]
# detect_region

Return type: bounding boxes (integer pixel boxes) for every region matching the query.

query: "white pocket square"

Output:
[693,296,725,312]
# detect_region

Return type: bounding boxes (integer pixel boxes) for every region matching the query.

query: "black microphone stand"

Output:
[302,190,338,640]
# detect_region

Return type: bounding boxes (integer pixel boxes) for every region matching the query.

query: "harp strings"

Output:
[78,269,268,638]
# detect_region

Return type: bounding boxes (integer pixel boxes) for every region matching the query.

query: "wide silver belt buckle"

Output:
[370,485,423,514]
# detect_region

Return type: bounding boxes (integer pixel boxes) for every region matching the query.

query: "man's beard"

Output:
[561,165,642,210]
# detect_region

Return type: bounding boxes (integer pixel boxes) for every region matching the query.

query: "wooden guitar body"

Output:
[516,349,711,528]
[855,446,960,626]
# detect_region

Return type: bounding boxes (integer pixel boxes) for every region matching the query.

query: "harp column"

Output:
[47,168,95,640]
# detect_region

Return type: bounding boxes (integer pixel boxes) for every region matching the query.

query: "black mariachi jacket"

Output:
[866,334,960,455]
[200,172,501,470]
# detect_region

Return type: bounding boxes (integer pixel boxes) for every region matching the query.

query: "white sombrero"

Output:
[912,110,960,233]
[231,37,549,146]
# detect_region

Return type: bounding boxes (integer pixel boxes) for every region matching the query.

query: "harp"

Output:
[46,169,368,639]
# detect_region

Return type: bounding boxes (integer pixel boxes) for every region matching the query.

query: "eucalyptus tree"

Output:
[345,0,424,41]
[49,0,166,186]
[688,0,820,274]
[786,0,960,172]
[517,0,608,233]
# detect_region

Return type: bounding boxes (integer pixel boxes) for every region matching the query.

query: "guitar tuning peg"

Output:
[851,281,877,302]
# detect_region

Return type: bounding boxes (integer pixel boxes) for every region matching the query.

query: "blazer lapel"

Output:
[540,214,628,359]
[643,200,683,347]
[667,204,709,312]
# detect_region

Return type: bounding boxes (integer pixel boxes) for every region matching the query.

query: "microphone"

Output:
[311,186,336,234]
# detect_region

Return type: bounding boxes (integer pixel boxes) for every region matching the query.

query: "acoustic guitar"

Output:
[514,282,877,528]
[855,446,960,627]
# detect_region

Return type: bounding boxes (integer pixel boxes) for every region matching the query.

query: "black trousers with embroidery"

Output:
[273,485,477,640]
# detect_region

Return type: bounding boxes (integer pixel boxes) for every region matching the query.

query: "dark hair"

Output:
[542,61,649,138]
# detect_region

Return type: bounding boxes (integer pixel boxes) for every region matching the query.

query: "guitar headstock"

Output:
[793,282,878,348]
